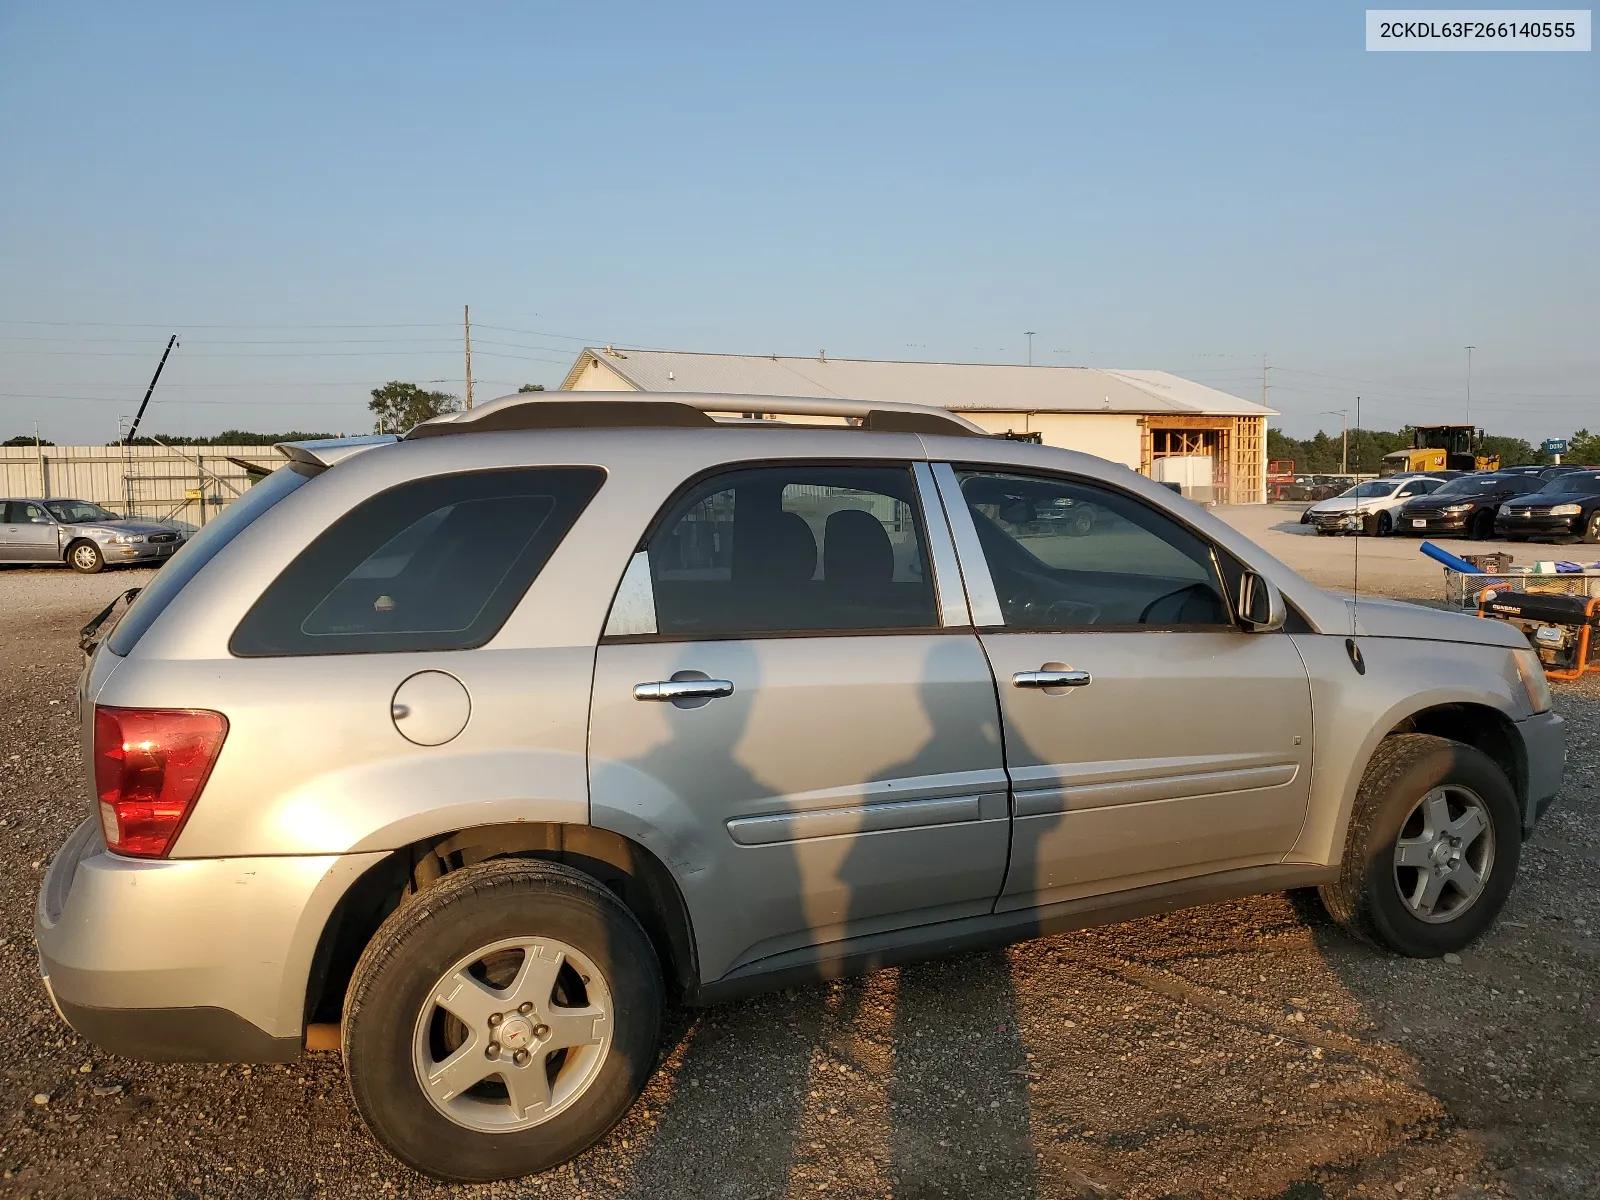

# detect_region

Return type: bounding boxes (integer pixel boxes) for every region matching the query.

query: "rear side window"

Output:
[231,467,603,656]
[107,463,317,656]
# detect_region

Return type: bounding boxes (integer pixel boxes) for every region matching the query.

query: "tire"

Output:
[342,859,664,1183]
[1320,733,1520,957]
[1299,510,1311,525]
[1470,510,1495,541]
[1068,508,1095,537]
[1583,512,1600,545]
[67,540,104,573]
[1375,511,1393,537]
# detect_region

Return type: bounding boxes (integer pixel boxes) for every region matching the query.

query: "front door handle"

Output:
[1012,669,1092,689]
[634,679,735,702]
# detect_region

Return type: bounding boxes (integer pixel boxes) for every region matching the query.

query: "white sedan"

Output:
[1302,476,1445,536]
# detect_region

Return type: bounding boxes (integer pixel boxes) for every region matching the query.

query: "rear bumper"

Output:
[35,818,385,1062]
[1517,710,1567,835]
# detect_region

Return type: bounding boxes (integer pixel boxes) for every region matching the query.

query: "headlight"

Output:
[1513,647,1553,715]
[1440,503,1473,514]
[108,534,144,545]
[1550,503,1582,516]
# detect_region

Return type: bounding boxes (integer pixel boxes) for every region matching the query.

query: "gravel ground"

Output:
[0,551,1595,1200]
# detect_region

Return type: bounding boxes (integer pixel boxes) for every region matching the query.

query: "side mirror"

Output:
[31,516,52,524]
[1237,569,1285,632]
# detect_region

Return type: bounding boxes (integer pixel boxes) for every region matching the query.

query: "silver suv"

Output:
[37,393,1565,1182]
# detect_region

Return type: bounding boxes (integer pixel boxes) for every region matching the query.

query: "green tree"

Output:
[517,383,546,393]
[368,381,459,433]
[1477,435,1541,468]
[3,434,54,446]
[1565,429,1600,466]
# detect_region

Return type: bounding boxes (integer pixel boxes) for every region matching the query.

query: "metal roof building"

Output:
[561,348,1276,503]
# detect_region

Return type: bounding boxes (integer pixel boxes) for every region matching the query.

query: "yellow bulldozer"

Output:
[1379,425,1500,476]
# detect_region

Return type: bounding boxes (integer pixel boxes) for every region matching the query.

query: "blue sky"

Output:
[1,1,1594,442]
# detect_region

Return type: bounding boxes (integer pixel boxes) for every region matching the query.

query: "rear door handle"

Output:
[634,679,735,701]
[1012,670,1092,689]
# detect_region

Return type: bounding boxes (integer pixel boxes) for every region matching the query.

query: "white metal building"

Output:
[560,348,1275,503]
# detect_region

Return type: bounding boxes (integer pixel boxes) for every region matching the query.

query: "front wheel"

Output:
[1470,510,1496,541]
[343,859,664,1183]
[1320,733,1519,957]
[67,540,104,573]
[1583,511,1600,545]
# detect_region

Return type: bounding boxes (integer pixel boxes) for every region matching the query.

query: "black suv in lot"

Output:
[1495,472,1600,543]
[1394,473,1544,539]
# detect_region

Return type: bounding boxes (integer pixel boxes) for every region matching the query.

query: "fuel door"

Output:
[391,670,471,746]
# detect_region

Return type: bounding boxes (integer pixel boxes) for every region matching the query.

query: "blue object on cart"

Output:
[1420,541,1482,573]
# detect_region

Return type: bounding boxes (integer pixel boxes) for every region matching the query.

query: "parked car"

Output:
[0,498,186,572]
[1495,471,1600,543]
[1538,464,1589,482]
[38,395,1565,1183]
[1394,473,1546,540]
[1303,476,1445,535]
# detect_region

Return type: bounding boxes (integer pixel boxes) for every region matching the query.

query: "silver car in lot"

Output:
[0,498,186,572]
[37,394,1565,1182]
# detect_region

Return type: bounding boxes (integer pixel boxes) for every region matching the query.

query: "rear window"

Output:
[106,463,316,656]
[230,467,603,656]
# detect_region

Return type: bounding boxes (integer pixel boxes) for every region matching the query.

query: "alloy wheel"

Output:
[412,936,613,1134]
[1392,785,1495,924]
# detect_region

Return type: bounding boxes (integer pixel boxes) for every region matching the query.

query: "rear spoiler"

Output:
[275,434,398,469]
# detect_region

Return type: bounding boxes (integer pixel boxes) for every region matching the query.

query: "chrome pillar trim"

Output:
[929,462,1004,627]
[912,462,973,628]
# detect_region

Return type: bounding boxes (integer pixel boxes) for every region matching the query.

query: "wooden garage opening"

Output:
[1138,416,1265,505]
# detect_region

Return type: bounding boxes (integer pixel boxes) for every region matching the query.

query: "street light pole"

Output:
[1024,332,1036,366]
[1465,344,1475,429]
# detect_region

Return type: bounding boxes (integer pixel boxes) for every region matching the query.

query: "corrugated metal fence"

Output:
[0,444,277,527]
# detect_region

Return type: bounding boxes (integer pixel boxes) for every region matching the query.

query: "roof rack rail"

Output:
[403,392,987,440]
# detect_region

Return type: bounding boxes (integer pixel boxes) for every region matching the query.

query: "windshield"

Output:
[1539,474,1600,496]
[1342,481,1396,498]
[1433,476,1506,496]
[45,500,116,523]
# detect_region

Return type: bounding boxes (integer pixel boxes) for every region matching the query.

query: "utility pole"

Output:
[1465,344,1475,429]
[464,305,474,410]
[1262,353,1268,408]
[1024,332,1036,366]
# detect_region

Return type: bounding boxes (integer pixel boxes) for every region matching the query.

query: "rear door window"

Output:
[640,464,937,637]
[231,467,603,656]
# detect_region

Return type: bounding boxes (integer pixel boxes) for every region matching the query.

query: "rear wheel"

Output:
[343,859,663,1182]
[1320,733,1519,957]
[67,540,104,573]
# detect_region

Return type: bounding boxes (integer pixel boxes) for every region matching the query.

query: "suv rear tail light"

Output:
[93,706,228,857]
